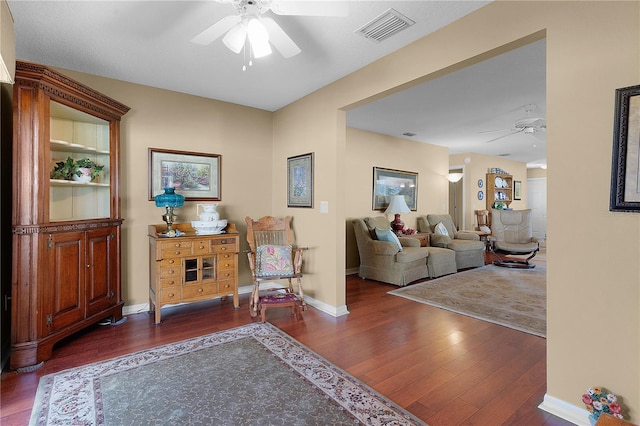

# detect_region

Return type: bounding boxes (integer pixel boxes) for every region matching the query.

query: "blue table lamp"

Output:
[155,187,185,235]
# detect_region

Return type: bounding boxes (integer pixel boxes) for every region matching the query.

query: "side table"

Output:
[402,232,430,247]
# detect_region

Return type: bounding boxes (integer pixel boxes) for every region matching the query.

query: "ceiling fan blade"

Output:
[270,1,348,17]
[261,17,301,58]
[485,129,523,143]
[190,15,241,45]
[479,128,514,134]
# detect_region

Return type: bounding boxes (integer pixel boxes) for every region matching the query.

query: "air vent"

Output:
[355,8,415,43]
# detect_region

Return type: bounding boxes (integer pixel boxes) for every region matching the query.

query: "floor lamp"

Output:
[447,173,463,229]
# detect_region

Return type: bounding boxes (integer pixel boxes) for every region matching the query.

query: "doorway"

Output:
[448,168,463,229]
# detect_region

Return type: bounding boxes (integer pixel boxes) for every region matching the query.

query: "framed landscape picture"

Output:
[149,148,221,201]
[610,84,640,212]
[372,167,418,211]
[514,181,522,200]
[287,153,313,208]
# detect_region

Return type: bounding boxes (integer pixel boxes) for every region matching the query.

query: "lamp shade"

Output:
[385,195,411,214]
[155,187,185,208]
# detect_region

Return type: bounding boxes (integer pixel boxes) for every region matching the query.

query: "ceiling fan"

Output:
[483,104,546,143]
[190,0,348,61]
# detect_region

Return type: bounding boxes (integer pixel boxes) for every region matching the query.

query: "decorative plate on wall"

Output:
[478,190,484,200]
[478,179,483,188]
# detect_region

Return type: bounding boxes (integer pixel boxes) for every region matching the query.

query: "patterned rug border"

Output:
[30,322,426,426]
[389,265,546,338]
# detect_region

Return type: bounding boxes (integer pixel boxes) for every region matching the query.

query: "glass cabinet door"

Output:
[183,256,216,283]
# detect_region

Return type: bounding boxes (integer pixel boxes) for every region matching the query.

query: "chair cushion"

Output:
[375,227,403,251]
[494,241,539,254]
[256,245,294,276]
[260,293,298,305]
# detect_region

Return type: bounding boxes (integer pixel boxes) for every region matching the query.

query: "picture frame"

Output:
[514,180,522,200]
[148,148,221,201]
[372,167,418,211]
[287,153,314,208]
[610,84,640,212]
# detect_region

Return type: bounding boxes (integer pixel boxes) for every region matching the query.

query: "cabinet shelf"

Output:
[51,139,110,155]
[50,179,109,187]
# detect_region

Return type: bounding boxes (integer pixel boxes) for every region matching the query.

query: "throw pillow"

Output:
[256,245,294,277]
[480,225,491,234]
[374,227,403,252]
[434,222,449,236]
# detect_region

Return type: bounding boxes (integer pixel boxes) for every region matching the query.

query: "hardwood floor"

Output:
[1,263,569,425]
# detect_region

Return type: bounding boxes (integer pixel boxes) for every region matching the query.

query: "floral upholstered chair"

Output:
[245,216,307,322]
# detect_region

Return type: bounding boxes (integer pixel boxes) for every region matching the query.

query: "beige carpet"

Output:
[389,264,546,337]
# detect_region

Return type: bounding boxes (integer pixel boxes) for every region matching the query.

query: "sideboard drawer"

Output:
[160,265,180,278]
[160,289,181,304]
[218,279,236,294]
[160,277,179,289]
[182,283,218,300]
[218,253,235,270]
[193,239,212,255]
[217,269,236,281]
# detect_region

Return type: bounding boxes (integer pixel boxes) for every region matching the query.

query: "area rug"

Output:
[389,264,546,337]
[30,322,425,426]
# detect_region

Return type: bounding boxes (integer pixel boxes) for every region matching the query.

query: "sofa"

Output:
[352,217,430,286]
[417,214,485,270]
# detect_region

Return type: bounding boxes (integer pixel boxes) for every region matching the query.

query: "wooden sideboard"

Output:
[148,223,240,324]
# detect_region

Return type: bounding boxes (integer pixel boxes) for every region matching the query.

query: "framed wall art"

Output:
[372,167,418,211]
[610,84,640,212]
[514,180,522,200]
[148,148,221,201]
[287,153,313,208]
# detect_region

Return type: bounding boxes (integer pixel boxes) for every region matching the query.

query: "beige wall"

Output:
[450,152,528,230]
[274,1,639,422]
[49,70,274,308]
[345,127,450,271]
[23,0,639,421]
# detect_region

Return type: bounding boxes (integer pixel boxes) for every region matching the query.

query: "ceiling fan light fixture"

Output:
[247,18,271,58]
[222,23,247,54]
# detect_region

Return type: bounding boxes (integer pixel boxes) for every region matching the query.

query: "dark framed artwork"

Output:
[610,84,640,212]
[287,153,313,208]
[372,167,418,211]
[148,148,221,201]
[514,180,522,200]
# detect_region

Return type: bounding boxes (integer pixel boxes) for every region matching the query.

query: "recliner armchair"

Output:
[488,209,539,268]
[352,217,429,286]
[417,214,485,270]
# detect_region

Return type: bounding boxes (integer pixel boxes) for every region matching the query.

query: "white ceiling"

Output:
[347,39,547,168]
[8,1,545,167]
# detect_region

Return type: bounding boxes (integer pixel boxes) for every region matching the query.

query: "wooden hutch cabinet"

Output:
[486,172,513,210]
[148,223,240,324]
[11,61,130,370]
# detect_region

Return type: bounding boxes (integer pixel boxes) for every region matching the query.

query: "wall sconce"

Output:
[155,187,185,236]
[385,195,411,233]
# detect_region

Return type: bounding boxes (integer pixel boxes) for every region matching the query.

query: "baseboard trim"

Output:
[538,393,588,425]
[123,281,350,318]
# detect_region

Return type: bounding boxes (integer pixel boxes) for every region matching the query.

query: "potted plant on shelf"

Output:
[50,157,104,182]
